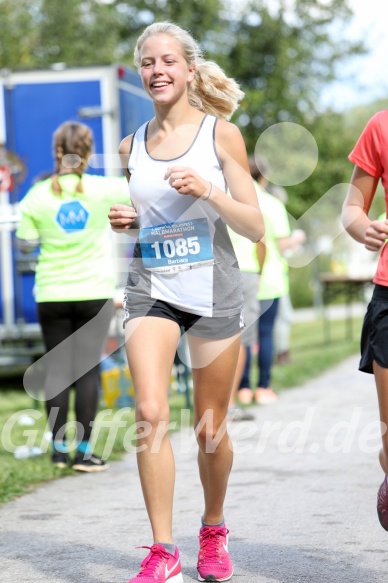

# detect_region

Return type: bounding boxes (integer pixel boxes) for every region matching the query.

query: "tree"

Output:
[0,1,39,68]
[0,0,121,68]
[218,0,364,152]
[284,111,355,218]
[36,0,121,66]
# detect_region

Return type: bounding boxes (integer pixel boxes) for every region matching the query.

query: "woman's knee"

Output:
[195,416,228,453]
[135,397,170,427]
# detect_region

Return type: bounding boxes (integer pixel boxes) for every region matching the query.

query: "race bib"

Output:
[139,218,214,273]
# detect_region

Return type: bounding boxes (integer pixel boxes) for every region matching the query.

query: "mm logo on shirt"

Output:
[56,201,89,233]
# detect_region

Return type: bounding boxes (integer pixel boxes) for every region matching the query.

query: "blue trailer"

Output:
[0,64,154,372]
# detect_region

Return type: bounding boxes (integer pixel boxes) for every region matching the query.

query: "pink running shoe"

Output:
[197,525,233,582]
[377,475,388,531]
[129,544,183,583]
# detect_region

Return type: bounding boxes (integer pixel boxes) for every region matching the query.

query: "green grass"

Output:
[0,316,363,505]
[0,390,189,505]
[266,316,363,392]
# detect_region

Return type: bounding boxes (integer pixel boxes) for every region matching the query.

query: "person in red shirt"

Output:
[342,109,388,531]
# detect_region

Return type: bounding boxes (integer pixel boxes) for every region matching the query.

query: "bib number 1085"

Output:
[151,236,200,259]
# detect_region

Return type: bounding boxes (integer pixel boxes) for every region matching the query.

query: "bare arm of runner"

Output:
[342,165,388,252]
[108,135,139,233]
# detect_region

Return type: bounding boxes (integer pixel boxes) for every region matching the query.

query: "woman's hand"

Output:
[108,204,138,231]
[164,166,211,200]
[365,219,388,252]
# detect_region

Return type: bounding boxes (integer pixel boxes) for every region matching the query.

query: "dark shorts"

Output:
[360,284,388,374]
[123,298,244,340]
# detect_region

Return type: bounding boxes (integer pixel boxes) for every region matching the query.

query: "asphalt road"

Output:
[1,354,387,582]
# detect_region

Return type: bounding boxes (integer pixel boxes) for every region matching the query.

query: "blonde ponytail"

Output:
[189,61,244,121]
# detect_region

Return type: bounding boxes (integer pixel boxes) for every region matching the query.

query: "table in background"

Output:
[318,273,373,341]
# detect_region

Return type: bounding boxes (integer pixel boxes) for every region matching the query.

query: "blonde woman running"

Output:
[109,21,264,583]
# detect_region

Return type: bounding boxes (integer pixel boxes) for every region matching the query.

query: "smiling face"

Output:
[139,34,195,106]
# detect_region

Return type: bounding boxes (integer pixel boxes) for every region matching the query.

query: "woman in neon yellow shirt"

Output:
[16,121,130,472]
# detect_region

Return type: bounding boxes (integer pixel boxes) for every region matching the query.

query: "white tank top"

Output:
[126,114,242,317]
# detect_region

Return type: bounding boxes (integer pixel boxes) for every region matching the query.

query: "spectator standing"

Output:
[16,121,130,472]
[241,157,305,404]
[227,224,262,420]
[268,184,306,365]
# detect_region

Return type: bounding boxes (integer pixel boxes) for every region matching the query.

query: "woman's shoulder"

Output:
[22,177,52,201]
[364,109,388,133]
[119,134,134,156]
[373,109,388,121]
[119,120,150,155]
[214,118,243,140]
[214,119,246,158]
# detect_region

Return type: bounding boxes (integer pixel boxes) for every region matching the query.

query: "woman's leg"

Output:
[239,345,251,389]
[125,316,181,543]
[371,361,388,531]
[228,345,247,408]
[37,302,74,442]
[187,333,240,524]
[73,299,114,443]
[257,298,279,388]
[274,293,293,363]
[372,362,388,474]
